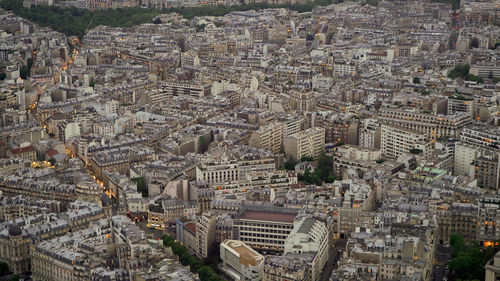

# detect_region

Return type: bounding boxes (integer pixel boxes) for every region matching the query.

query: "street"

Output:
[431,244,452,281]
[320,238,347,281]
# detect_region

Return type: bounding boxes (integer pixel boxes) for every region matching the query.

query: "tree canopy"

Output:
[1,0,337,38]
[162,235,223,281]
[449,233,500,281]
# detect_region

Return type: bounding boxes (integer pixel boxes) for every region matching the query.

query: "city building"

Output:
[220,239,265,281]
[381,124,431,159]
[284,127,325,162]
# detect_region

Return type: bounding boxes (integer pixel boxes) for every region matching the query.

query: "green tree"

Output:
[303,168,312,183]
[10,275,20,281]
[300,156,314,162]
[0,262,8,275]
[195,24,206,32]
[199,136,209,153]
[180,251,191,265]
[449,234,499,280]
[131,177,148,197]
[20,65,29,79]
[317,152,333,182]
[326,171,335,183]
[284,159,297,171]
[412,77,420,84]
[0,72,6,80]
[311,170,322,186]
[448,64,470,79]
[465,74,484,83]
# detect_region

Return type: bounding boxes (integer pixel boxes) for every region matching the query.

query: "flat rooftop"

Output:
[226,240,263,267]
[241,210,296,223]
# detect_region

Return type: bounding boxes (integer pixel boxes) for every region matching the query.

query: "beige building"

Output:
[220,240,264,281]
[283,217,329,281]
[0,225,30,274]
[379,108,472,139]
[249,123,284,154]
[232,208,298,252]
[284,127,325,162]
[485,251,500,281]
[454,142,480,177]
[288,91,316,112]
[381,125,431,159]
[196,212,216,260]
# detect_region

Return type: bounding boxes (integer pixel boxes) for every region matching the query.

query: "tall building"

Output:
[381,125,431,159]
[160,81,211,98]
[454,142,480,177]
[249,123,284,154]
[0,225,30,274]
[288,91,316,112]
[220,240,264,281]
[284,127,325,162]
[448,98,474,118]
[196,212,216,260]
[232,207,298,252]
[473,152,500,190]
[460,124,500,152]
[437,203,477,244]
[283,217,329,281]
[379,108,472,139]
[358,119,381,149]
[477,198,500,243]
[282,117,302,138]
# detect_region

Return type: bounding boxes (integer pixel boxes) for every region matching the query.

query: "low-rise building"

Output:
[220,239,264,281]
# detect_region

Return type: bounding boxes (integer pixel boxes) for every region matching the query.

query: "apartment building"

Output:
[176,218,198,255]
[196,154,275,187]
[379,108,472,139]
[160,81,211,98]
[249,123,284,154]
[448,98,474,117]
[284,127,325,162]
[220,240,264,281]
[333,59,356,76]
[358,118,381,149]
[232,207,298,252]
[460,124,500,152]
[478,198,500,243]
[288,91,316,112]
[196,159,239,185]
[381,124,431,159]
[473,152,500,190]
[196,212,216,260]
[147,199,197,228]
[282,117,302,138]
[436,203,477,244]
[454,142,480,177]
[283,217,329,281]
[263,255,311,281]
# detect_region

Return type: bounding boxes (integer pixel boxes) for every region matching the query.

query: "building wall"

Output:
[284,127,325,162]
[381,125,430,159]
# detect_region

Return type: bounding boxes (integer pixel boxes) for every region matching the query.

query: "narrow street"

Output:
[320,238,347,281]
[431,245,452,281]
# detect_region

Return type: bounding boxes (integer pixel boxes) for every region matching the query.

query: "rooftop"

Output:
[241,210,296,223]
[224,240,264,267]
